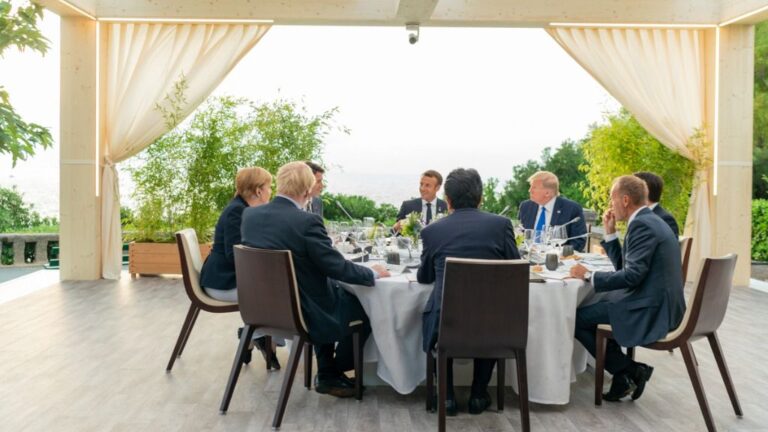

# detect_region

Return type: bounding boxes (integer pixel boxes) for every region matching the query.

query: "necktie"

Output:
[425,202,433,224]
[535,206,547,233]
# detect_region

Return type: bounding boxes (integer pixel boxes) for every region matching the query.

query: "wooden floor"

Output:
[1,275,767,432]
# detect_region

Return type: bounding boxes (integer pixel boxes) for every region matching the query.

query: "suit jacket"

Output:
[396,197,448,221]
[418,208,521,351]
[517,196,588,252]
[308,196,324,217]
[241,196,375,344]
[652,204,679,237]
[200,196,247,291]
[594,207,685,347]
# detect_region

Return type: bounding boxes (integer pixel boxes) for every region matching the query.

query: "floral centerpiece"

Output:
[400,211,423,243]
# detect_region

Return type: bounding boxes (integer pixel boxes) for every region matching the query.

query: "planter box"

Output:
[128,241,211,278]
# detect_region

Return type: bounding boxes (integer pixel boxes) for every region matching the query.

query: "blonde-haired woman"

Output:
[200,166,279,368]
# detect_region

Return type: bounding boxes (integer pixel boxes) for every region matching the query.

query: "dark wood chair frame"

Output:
[424,258,531,432]
[595,254,743,432]
[166,229,239,372]
[219,246,364,429]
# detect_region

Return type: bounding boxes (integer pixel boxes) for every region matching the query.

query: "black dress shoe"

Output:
[254,337,281,370]
[314,374,356,398]
[629,363,654,400]
[468,391,492,415]
[602,373,636,402]
[338,373,365,392]
[236,327,253,365]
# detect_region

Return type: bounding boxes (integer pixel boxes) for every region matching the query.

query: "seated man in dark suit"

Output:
[570,175,685,402]
[518,170,588,251]
[241,162,390,398]
[634,171,680,236]
[393,169,448,232]
[305,161,325,217]
[419,168,521,416]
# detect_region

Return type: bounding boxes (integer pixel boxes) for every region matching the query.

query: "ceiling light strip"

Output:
[549,22,717,29]
[57,0,96,20]
[719,4,768,26]
[97,17,273,24]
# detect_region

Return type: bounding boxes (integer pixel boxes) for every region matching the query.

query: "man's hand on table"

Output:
[569,263,590,280]
[371,263,391,278]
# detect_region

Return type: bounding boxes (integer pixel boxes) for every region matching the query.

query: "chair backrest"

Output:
[176,228,208,304]
[674,254,737,341]
[437,258,529,358]
[233,245,309,338]
[679,236,693,283]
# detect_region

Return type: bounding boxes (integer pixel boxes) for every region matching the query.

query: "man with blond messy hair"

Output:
[242,161,390,398]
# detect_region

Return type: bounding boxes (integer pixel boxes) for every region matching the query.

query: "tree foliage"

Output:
[0,1,52,166]
[321,192,398,224]
[581,109,695,224]
[754,21,768,199]
[0,185,56,232]
[127,96,339,242]
[752,198,768,261]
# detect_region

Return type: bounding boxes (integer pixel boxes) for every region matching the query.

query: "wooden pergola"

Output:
[36,0,764,285]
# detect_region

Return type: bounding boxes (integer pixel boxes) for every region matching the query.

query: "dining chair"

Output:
[595,254,742,432]
[166,229,239,372]
[628,236,693,359]
[219,245,365,429]
[426,258,530,432]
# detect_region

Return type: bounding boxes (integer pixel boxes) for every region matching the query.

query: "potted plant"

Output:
[124,91,339,277]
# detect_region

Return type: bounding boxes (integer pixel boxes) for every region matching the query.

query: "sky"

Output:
[0,8,619,215]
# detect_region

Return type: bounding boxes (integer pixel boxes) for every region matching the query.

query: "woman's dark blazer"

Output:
[200,196,248,291]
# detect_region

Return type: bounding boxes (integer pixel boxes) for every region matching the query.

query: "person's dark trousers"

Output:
[443,358,497,397]
[314,288,372,378]
[575,301,633,375]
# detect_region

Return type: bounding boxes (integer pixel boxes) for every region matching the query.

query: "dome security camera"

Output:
[406,23,419,45]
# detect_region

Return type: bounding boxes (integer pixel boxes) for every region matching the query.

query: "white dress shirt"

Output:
[533,197,556,228]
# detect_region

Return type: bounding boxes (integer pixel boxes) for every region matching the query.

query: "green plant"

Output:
[580,109,695,224]
[127,95,338,242]
[754,22,768,198]
[321,192,397,224]
[0,185,46,232]
[752,199,768,261]
[0,1,53,166]
[1,241,12,264]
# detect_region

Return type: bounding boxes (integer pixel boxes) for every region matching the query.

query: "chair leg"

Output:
[352,329,363,401]
[177,305,201,356]
[220,325,255,413]
[438,353,448,432]
[304,342,313,389]
[426,351,435,412]
[273,335,305,430]
[497,358,505,411]
[681,341,717,432]
[166,304,199,372]
[594,329,607,406]
[626,346,635,360]
[264,335,273,371]
[707,332,743,416]
[516,350,530,432]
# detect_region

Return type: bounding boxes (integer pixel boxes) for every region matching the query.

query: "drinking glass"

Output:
[550,225,568,255]
[523,229,535,261]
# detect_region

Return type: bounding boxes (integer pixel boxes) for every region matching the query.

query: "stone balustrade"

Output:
[0,233,58,266]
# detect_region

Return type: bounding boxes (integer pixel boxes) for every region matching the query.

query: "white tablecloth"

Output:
[344,273,593,404]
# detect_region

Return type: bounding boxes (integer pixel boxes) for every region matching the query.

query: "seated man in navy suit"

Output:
[634,171,680,237]
[393,170,448,232]
[517,171,588,252]
[570,175,685,402]
[419,168,521,416]
[241,162,390,398]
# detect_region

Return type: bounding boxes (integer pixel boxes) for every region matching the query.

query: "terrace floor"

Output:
[1,273,767,432]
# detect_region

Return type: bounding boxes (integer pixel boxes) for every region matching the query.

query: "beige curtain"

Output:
[547,27,712,279]
[101,22,271,279]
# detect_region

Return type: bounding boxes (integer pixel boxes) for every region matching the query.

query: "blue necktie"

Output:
[535,206,547,236]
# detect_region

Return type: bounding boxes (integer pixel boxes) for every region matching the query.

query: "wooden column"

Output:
[59,17,101,280]
[715,25,755,286]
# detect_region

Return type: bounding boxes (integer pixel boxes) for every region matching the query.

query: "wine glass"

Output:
[550,225,568,255]
[523,229,535,261]
[372,224,387,259]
